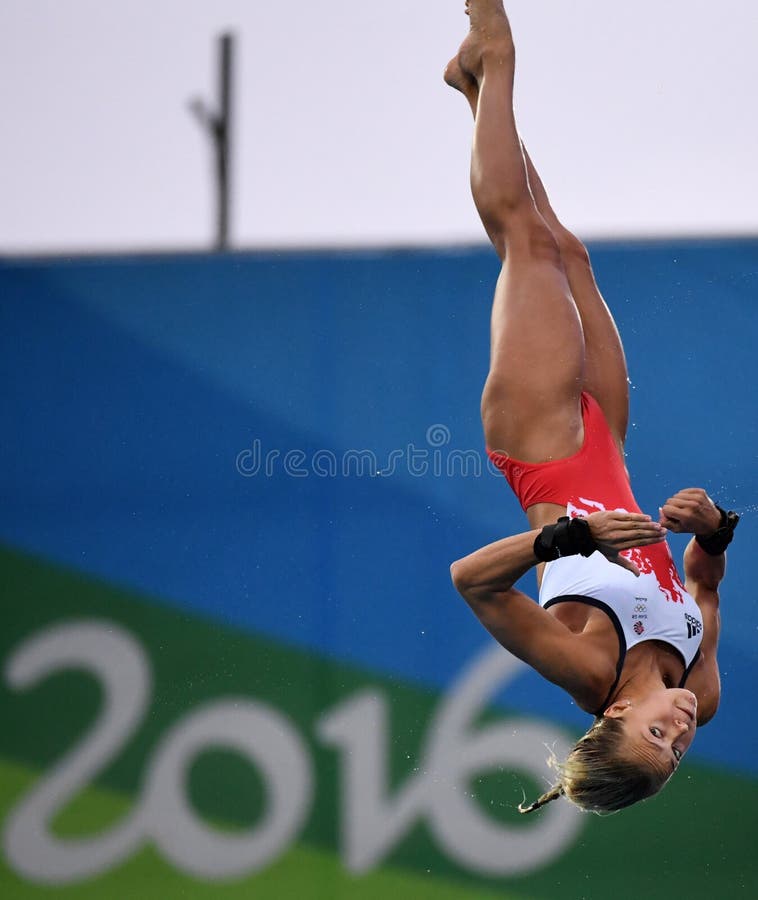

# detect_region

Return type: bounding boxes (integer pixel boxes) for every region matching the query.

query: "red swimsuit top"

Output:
[487,391,690,607]
[487,391,637,513]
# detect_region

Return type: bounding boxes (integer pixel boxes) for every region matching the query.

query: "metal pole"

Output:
[217,33,233,251]
[189,33,235,251]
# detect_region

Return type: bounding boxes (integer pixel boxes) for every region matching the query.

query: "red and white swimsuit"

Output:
[488,392,703,707]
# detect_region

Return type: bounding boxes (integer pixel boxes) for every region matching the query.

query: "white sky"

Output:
[1,0,757,254]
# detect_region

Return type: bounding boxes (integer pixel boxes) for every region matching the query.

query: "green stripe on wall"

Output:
[1,544,756,899]
[0,757,528,900]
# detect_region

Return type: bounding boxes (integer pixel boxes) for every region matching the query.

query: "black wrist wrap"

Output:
[533,516,597,562]
[695,505,740,556]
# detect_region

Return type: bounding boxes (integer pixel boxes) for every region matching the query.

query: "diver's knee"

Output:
[489,211,563,266]
[556,228,592,271]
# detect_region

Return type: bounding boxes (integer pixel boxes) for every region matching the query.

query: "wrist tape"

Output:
[695,505,740,556]
[533,516,597,562]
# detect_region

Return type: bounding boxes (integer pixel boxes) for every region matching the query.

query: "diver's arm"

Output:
[683,536,726,591]
[660,489,733,725]
[450,511,666,703]
[450,528,609,701]
[682,539,725,726]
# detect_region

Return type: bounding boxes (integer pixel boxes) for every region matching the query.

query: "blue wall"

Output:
[2,239,757,773]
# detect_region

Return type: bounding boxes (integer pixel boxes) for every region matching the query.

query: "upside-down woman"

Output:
[447,0,738,814]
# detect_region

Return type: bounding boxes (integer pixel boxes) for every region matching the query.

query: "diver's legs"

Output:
[447,0,585,463]
[521,146,629,445]
[446,31,629,446]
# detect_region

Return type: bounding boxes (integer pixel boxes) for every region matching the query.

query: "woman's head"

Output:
[604,687,698,773]
[519,688,698,815]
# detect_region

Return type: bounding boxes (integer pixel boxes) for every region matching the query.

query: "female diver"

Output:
[446,0,738,814]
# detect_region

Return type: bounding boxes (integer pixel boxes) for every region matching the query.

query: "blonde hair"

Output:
[519,717,670,815]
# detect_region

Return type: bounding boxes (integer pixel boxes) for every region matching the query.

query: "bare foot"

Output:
[452,0,514,83]
[464,0,509,34]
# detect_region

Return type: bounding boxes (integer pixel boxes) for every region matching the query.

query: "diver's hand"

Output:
[586,510,667,577]
[658,488,722,536]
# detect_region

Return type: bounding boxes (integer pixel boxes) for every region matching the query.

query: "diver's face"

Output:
[607,688,698,775]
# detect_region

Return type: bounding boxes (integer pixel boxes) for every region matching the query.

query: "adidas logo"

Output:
[685,613,702,639]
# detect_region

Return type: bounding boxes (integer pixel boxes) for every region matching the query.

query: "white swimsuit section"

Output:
[540,550,703,709]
